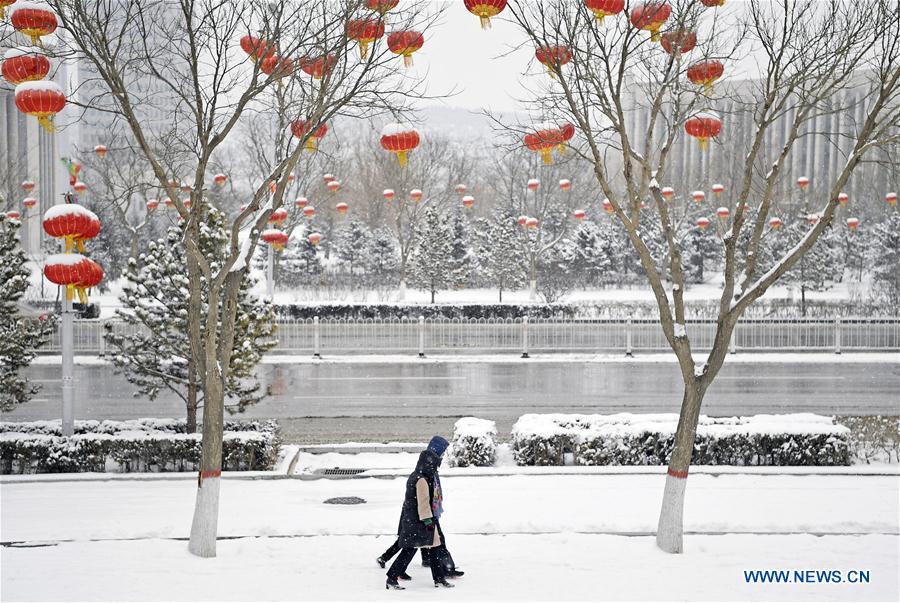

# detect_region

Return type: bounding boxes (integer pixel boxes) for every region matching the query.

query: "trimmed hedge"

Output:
[0,419,280,474]
[510,413,851,467]
[447,417,498,467]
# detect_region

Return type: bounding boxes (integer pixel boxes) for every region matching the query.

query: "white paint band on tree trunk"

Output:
[656,472,687,554]
[188,475,221,558]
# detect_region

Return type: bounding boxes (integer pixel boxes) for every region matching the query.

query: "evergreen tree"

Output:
[564,221,613,287]
[366,226,400,287]
[333,218,372,288]
[408,206,456,303]
[481,209,527,302]
[279,233,324,288]
[778,219,844,315]
[449,207,473,287]
[536,244,575,303]
[683,223,721,284]
[869,211,900,305]
[103,207,277,432]
[0,215,55,411]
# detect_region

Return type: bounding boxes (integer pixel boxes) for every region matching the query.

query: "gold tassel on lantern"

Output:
[540,148,553,164]
[403,53,414,68]
[305,137,318,152]
[396,150,408,167]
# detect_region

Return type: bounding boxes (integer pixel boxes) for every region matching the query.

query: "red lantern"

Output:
[573,209,586,220]
[517,215,528,226]
[335,202,349,214]
[10,2,58,46]
[303,206,316,217]
[796,176,810,190]
[716,206,730,219]
[72,181,88,194]
[525,217,539,229]
[268,181,277,194]
[661,187,675,200]
[146,199,159,211]
[692,190,706,203]
[92,144,108,159]
[838,192,849,205]
[326,180,341,193]
[291,119,328,151]
[630,2,671,42]
[696,217,711,230]
[181,198,192,209]
[410,189,423,202]
[769,217,782,229]
[269,208,289,225]
[347,18,385,60]
[603,199,614,213]
[556,122,575,156]
[387,30,424,68]
[660,29,697,55]
[886,192,897,206]
[464,0,507,30]
[6,210,21,220]
[180,183,193,194]
[527,178,540,191]
[712,183,725,196]
[806,214,819,225]
[21,180,35,193]
[559,179,572,191]
[2,47,50,85]
[846,217,860,231]
[260,55,294,78]
[700,0,725,6]
[323,174,335,183]
[23,197,37,208]
[44,254,104,303]
[366,0,399,14]
[381,123,420,167]
[165,198,175,208]
[261,229,289,251]
[454,184,467,195]
[308,232,322,246]
[42,203,101,252]
[213,174,228,187]
[685,111,722,151]
[295,197,309,208]
[524,123,563,164]
[584,0,625,23]
[687,60,724,93]
[288,175,295,184]
[535,45,572,76]
[239,35,274,62]
[299,54,336,79]
[0,1,17,20]
[15,81,65,132]
[462,195,475,209]
[383,189,395,200]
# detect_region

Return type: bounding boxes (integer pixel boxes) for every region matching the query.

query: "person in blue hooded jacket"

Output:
[384,436,459,590]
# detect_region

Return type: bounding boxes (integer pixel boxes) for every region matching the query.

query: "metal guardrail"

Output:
[40,317,900,355]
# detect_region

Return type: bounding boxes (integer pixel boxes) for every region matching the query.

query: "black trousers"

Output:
[387,547,445,582]
[381,523,455,570]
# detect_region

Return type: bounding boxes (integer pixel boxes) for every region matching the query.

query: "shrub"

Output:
[447,417,497,467]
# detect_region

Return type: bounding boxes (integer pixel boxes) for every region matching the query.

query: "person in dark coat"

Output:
[385,436,457,590]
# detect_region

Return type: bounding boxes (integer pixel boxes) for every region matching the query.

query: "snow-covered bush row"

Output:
[447,417,498,467]
[0,419,280,474]
[510,414,850,467]
[836,416,900,464]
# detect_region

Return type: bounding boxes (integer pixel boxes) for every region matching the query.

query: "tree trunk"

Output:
[188,366,224,557]
[499,285,503,303]
[656,382,704,554]
[801,285,807,317]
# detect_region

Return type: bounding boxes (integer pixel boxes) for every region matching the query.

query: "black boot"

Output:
[398,572,412,581]
[386,577,405,590]
[434,578,455,588]
[447,569,465,578]
[376,556,386,569]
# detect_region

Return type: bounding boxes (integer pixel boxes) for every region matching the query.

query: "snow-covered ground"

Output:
[2,473,897,601]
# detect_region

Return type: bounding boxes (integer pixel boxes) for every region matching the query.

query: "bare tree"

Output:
[49,0,439,557]
[500,0,900,553]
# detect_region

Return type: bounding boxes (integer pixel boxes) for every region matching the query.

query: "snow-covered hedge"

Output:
[510,413,850,467]
[0,419,280,474]
[447,417,497,467]
[837,416,900,464]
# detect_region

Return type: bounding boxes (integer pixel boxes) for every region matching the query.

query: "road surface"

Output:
[4,358,897,442]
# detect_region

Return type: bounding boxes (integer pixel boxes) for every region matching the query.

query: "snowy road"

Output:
[6,356,899,443]
[2,473,897,601]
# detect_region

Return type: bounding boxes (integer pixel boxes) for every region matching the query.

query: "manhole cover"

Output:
[324,496,367,505]
[321,468,367,476]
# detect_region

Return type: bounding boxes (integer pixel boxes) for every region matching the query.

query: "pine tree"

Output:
[279,232,324,288]
[683,223,721,285]
[481,209,527,302]
[333,218,372,288]
[778,219,844,315]
[449,207,473,287]
[366,226,400,287]
[103,207,277,432]
[0,215,55,411]
[869,211,900,305]
[408,206,456,303]
[564,221,613,288]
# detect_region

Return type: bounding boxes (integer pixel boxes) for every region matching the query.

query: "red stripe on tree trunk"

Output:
[200,470,221,479]
[667,468,688,479]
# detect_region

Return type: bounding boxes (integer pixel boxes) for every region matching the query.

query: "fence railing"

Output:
[41,317,900,355]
